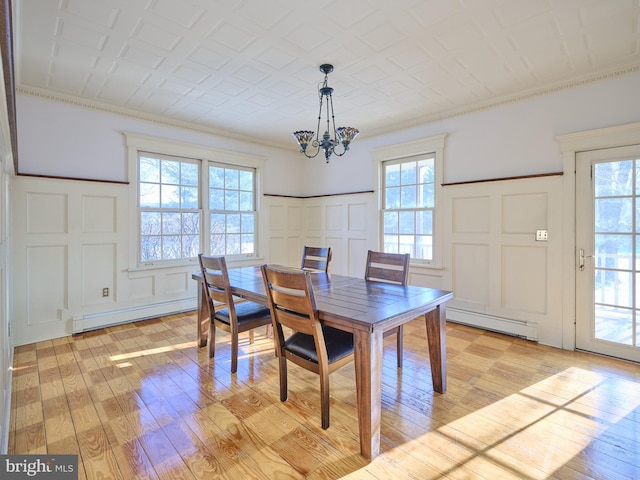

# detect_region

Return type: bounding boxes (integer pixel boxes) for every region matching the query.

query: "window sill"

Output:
[128,260,200,273]
[410,261,444,271]
[128,256,265,273]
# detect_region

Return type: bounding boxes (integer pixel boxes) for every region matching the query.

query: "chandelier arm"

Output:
[297,90,325,159]
[302,139,320,159]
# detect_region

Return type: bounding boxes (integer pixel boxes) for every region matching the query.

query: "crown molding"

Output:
[17,62,640,148]
[15,85,292,151]
[363,63,640,139]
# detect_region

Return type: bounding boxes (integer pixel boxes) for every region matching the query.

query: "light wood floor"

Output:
[8,312,640,479]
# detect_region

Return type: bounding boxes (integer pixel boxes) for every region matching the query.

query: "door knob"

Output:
[579,248,593,271]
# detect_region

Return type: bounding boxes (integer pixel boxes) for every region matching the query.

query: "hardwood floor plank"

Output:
[13,422,46,454]
[77,425,125,480]
[9,313,640,479]
[111,440,159,480]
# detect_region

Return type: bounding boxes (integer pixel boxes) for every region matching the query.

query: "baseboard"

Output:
[72,298,197,333]
[446,307,538,341]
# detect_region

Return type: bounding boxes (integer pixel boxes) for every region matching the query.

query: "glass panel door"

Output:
[576,146,640,362]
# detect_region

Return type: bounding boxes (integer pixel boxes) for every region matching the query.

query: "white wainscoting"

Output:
[262,192,379,277]
[11,175,564,348]
[11,176,199,345]
[11,181,382,346]
[442,175,564,346]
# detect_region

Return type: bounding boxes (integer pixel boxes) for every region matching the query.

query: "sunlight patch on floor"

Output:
[364,366,640,479]
[109,341,196,361]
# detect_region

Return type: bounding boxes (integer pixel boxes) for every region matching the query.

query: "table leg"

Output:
[353,328,383,460]
[425,304,447,393]
[196,280,209,348]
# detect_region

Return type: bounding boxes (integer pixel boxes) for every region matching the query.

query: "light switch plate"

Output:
[536,229,548,241]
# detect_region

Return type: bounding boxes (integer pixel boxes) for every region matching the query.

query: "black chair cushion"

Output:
[214,301,270,325]
[284,326,354,364]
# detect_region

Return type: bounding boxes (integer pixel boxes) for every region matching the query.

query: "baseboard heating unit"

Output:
[72,298,197,334]
[446,307,538,341]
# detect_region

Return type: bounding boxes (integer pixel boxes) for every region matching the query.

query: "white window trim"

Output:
[124,132,266,271]
[372,134,447,269]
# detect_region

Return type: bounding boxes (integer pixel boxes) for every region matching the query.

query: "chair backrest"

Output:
[301,246,332,273]
[364,250,410,286]
[198,254,236,315]
[261,264,324,340]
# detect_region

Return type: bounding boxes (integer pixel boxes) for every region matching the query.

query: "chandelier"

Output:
[292,64,359,163]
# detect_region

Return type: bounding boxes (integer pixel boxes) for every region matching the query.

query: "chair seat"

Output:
[214,301,271,326]
[284,327,354,363]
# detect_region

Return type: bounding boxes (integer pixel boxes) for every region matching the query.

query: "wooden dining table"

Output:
[192,266,453,459]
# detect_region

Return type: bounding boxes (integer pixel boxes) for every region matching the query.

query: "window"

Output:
[382,155,435,260]
[208,164,256,255]
[139,153,200,262]
[128,133,264,267]
[373,134,446,266]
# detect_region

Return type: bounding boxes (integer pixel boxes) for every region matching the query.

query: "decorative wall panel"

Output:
[325,204,342,231]
[305,205,322,231]
[326,236,343,268]
[165,272,189,294]
[502,192,547,234]
[348,203,368,231]
[82,195,116,233]
[82,243,115,305]
[452,243,490,305]
[268,205,285,230]
[305,236,322,247]
[267,236,286,265]
[26,192,67,234]
[27,245,67,324]
[287,205,302,230]
[453,196,489,233]
[130,276,155,299]
[348,237,369,275]
[502,245,547,313]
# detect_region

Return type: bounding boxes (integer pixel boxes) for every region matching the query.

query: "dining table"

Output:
[192,266,453,460]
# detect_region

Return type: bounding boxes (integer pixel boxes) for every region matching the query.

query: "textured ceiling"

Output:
[14,0,640,149]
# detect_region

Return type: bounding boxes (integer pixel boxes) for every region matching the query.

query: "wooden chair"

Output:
[198,254,272,373]
[364,250,410,368]
[261,264,354,429]
[301,246,332,273]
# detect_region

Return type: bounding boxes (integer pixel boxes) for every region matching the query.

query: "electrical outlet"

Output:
[102,287,109,297]
[536,229,548,241]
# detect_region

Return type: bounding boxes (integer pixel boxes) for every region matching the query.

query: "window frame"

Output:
[206,161,258,257]
[138,151,202,264]
[125,132,265,269]
[372,134,446,268]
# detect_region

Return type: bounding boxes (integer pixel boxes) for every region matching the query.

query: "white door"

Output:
[576,145,640,362]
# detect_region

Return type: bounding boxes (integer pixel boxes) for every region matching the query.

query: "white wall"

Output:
[16,93,304,195]
[9,70,640,351]
[11,96,307,345]
[302,70,640,195]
